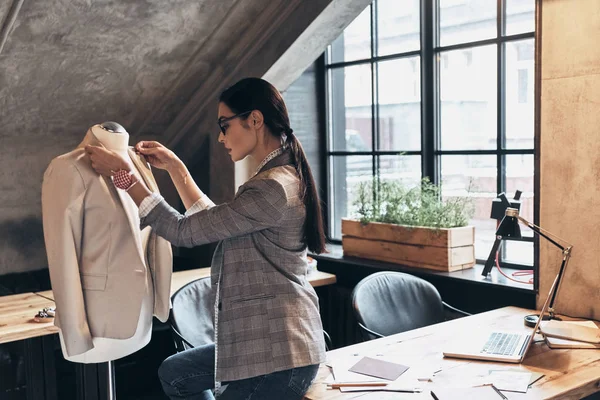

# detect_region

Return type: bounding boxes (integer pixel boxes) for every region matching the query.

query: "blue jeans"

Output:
[158,343,319,400]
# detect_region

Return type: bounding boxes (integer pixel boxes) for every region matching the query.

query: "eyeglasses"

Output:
[218,111,252,134]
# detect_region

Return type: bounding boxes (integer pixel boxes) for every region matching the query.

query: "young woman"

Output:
[86,77,326,399]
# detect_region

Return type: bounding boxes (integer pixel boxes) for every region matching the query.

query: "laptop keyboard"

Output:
[481,332,521,356]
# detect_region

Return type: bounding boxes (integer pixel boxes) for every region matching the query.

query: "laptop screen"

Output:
[519,274,560,360]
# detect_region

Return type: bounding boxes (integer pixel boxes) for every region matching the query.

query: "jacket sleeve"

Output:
[140,177,287,248]
[42,158,94,356]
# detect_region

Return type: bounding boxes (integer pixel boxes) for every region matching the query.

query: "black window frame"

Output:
[320,0,537,270]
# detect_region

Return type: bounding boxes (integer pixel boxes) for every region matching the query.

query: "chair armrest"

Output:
[168,314,195,351]
[357,321,385,340]
[323,330,332,351]
[442,301,471,318]
[171,326,195,350]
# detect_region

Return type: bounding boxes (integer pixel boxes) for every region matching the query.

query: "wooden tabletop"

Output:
[0,292,58,345]
[170,267,337,295]
[304,306,600,400]
[35,268,337,302]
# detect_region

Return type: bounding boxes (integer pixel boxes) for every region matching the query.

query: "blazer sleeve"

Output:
[140,177,288,248]
[42,158,94,356]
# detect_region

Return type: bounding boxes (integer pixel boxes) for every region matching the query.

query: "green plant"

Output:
[352,177,474,228]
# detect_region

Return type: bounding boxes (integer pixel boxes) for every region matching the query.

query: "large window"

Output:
[325,0,536,267]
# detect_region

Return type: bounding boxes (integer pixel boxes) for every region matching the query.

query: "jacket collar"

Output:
[256,148,294,176]
[77,129,101,148]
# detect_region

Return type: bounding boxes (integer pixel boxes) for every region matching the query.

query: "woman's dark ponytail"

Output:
[285,129,326,254]
[219,78,326,254]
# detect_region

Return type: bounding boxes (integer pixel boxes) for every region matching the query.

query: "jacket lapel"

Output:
[78,130,145,266]
[128,147,175,319]
[127,148,159,193]
[113,182,145,265]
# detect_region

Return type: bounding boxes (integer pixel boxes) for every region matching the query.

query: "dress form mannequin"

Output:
[58,122,155,364]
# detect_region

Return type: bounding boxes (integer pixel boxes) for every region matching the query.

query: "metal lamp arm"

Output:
[516,215,573,253]
[516,214,573,318]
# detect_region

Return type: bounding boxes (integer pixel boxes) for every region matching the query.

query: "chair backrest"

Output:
[170,277,215,350]
[170,276,333,352]
[352,271,445,340]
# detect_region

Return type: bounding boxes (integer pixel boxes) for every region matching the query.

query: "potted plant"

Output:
[342,177,476,272]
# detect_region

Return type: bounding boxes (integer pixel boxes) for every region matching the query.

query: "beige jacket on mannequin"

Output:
[41,128,172,358]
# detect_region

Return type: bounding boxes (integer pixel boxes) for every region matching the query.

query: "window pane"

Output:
[503,241,533,268]
[440,155,497,261]
[377,0,420,56]
[330,155,373,239]
[502,154,534,266]
[378,155,421,186]
[439,0,497,47]
[505,39,534,149]
[377,57,421,151]
[330,65,373,152]
[440,45,497,150]
[506,0,535,36]
[330,6,371,64]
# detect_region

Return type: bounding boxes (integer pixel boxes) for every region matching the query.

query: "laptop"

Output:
[443,275,559,363]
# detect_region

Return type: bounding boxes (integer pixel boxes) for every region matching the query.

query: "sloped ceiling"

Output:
[0,0,370,274]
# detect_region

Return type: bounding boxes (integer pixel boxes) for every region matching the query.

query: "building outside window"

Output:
[324,0,536,268]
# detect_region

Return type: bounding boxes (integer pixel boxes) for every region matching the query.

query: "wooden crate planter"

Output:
[341,219,475,272]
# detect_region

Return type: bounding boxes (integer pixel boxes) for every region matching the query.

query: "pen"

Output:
[491,384,508,400]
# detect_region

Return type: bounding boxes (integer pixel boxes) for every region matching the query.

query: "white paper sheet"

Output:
[330,355,390,384]
[488,370,531,393]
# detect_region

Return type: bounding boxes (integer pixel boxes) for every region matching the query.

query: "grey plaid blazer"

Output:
[141,150,326,382]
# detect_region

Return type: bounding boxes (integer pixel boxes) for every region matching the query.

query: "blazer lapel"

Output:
[113,181,145,265]
[127,148,159,193]
[127,148,174,320]
[78,130,145,266]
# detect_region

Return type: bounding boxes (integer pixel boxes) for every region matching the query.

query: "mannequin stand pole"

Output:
[76,361,116,400]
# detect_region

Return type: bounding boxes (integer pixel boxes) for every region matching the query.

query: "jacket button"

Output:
[218,302,222,310]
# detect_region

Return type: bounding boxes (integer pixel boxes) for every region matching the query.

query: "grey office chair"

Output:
[169,277,332,351]
[169,277,215,351]
[351,271,470,341]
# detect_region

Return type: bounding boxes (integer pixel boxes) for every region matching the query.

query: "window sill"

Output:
[310,243,534,294]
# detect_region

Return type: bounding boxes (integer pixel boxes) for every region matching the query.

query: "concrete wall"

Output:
[538,0,600,319]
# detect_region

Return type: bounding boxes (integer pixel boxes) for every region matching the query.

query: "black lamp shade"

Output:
[496,214,522,238]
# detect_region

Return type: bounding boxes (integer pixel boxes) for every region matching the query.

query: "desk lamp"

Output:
[484,204,573,327]
[482,191,524,277]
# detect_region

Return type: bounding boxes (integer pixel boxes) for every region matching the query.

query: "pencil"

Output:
[491,384,508,400]
[329,382,388,389]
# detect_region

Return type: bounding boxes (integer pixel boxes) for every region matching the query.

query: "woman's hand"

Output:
[135,141,180,172]
[85,145,131,177]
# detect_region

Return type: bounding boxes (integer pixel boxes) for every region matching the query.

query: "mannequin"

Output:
[42,121,173,367]
[58,122,154,363]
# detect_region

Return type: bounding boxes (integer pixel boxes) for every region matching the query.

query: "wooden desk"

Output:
[304,307,600,400]
[171,267,337,295]
[35,268,336,301]
[35,290,54,302]
[0,292,59,400]
[0,292,58,344]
